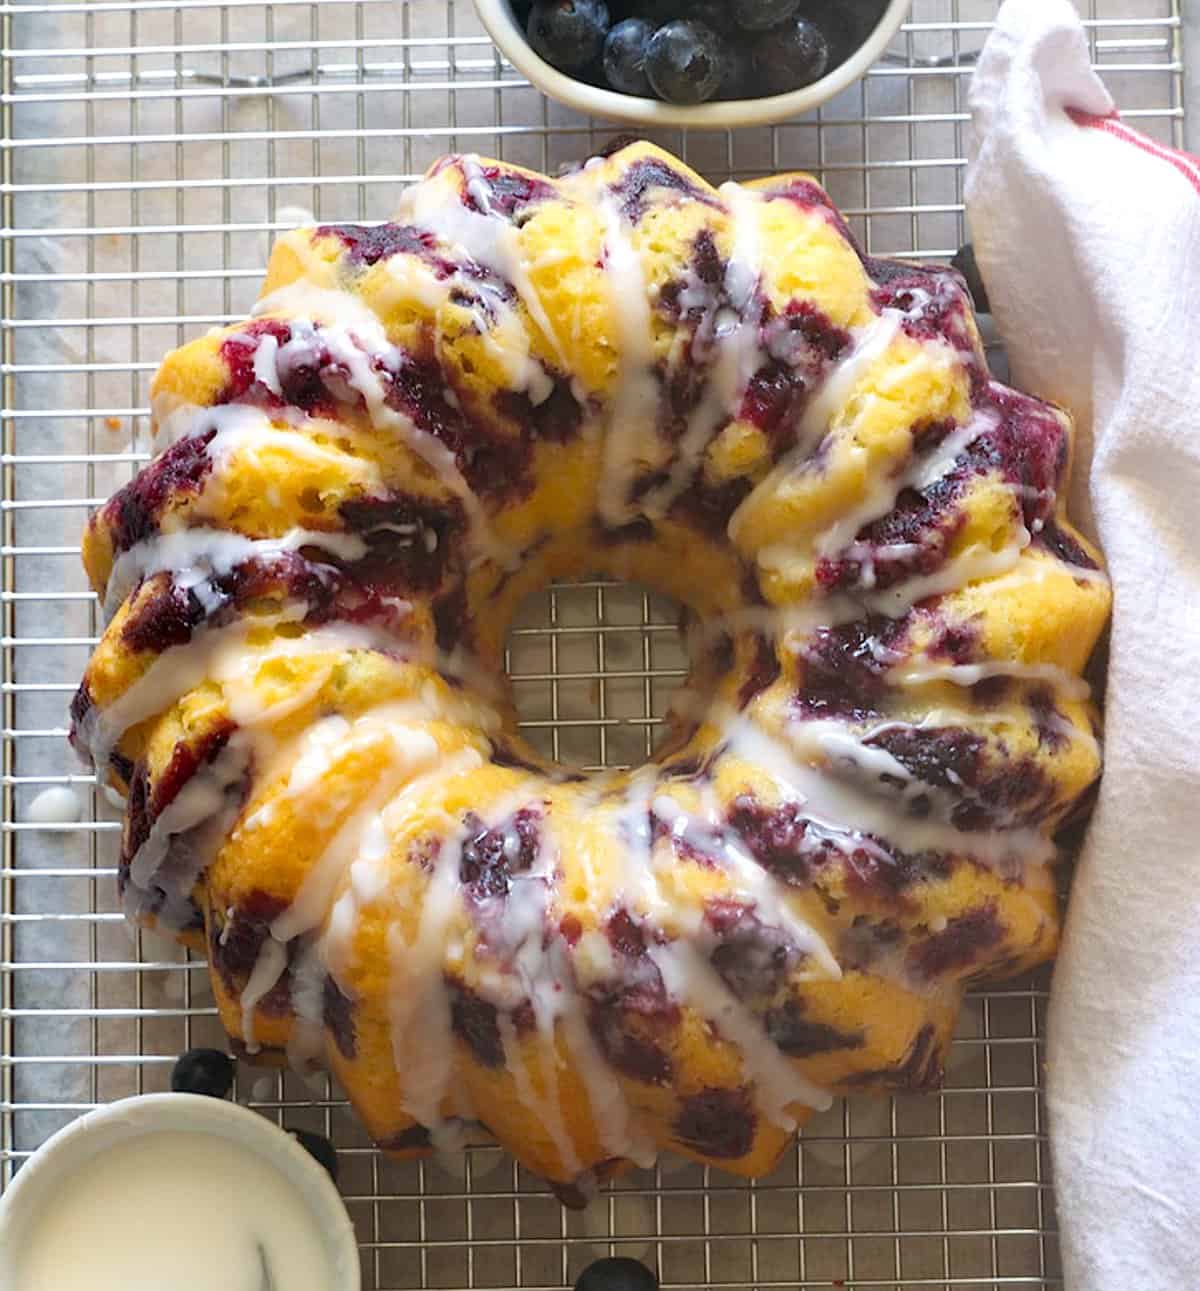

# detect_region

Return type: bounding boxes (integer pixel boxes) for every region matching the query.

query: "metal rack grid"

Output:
[0,1,1182,1287]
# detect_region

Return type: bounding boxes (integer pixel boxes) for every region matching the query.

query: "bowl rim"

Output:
[0,1092,362,1289]
[472,0,914,130]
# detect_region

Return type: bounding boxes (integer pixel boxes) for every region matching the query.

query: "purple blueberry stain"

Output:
[316,222,441,268]
[610,157,719,225]
[104,428,217,555]
[736,635,781,709]
[339,492,464,593]
[447,979,535,1069]
[209,890,293,1009]
[586,907,676,1084]
[838,916,904,970]
[794,617,907,718]
[727,795,822,890]
[1037,519,1099,572]
[121,575,207,655]
[908,904,1004,981]
[457,807,543,903]
[764,999,866,1058]
[458,162,556,219]
[672,1087,757,1160]
[493,375,585,444]
[706,900,799,1000]
[845,1022,943,1093]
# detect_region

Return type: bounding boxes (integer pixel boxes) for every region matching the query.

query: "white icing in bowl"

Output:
[0,1093,361,1291]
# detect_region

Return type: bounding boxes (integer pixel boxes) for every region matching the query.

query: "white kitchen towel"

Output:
[967,2,1200,1287]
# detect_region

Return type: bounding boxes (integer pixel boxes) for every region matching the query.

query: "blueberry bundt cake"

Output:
[71,142,1110,1197]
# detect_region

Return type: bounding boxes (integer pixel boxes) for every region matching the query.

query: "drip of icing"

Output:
[648,941,832,1125]
[895,658,1092,701]
[715,706,1054,869]
[78,616,395,776]
[594,192,663,527]
[389,816,469,1143]
[558,1006,657,1168]
[127,734,251,890]
[642,184,765,520]
[858,526,1030,618]
[243,301,517,570]
[285,941,328,1071]
[728,311,902,546]
[399,156,569,376]
[650,794,840,979]
[252,331,282,395]
[498,1013,582,1178]
[270,724,441,943]
[239,936,288,1052]
[612,767,678,926]
[26,785,82,824]
[815,405,1002,561]
[104,525,368,623]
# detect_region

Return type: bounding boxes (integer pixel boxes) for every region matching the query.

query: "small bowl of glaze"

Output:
[0,1093,361,1291]
[473,0,913,130]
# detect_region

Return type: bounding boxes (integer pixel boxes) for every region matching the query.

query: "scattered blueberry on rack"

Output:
[517,0,889,104]
[289,1129,340,1183]
[170,1047,235,1099]
[574,1256,660,1291]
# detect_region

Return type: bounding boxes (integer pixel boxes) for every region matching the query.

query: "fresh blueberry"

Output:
[603,18,655,95]
[951,243,991,314]
[689,0,738,34]
[645,20,725,105]
[170,1047,235,1099]
[290,1129,339,1183]
[627,0,686,22]
[751,16,829,94]
[527,0,611,73]
[574,1257,659,1291]
[719,39,755,100]
[733,0,800,31]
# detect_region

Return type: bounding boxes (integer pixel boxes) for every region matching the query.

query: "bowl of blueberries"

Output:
[474,0,911,127]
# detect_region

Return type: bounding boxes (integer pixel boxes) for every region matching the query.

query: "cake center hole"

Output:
[505,579,691,772]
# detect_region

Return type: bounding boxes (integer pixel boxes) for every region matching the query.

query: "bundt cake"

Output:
[70,141,1110,1198]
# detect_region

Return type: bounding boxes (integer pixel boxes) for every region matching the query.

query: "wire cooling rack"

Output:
[0,1,1183,1287]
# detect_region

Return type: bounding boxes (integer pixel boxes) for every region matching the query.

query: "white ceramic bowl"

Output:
[473,0,913,130]
[0,1093,361,1290]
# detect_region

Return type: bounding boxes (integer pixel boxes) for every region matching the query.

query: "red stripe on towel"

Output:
[1066,107,1200,197]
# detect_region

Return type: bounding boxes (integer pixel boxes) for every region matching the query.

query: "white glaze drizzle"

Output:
[595,192,663,527]
[239,935,288,1052]
[642,183,765,520]
[728,311,903,550]
[715,706,1054,868]
[894,658,1092,701]
[649,793,840,979]
[104,525,368,624]
[649,941,832,1124]
[390,814,470,1145]
[498,1012,582,1178]
[399,155,569,376]
[253,287,517,570]
[128,734,251,891]
[814,405,1002,566]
